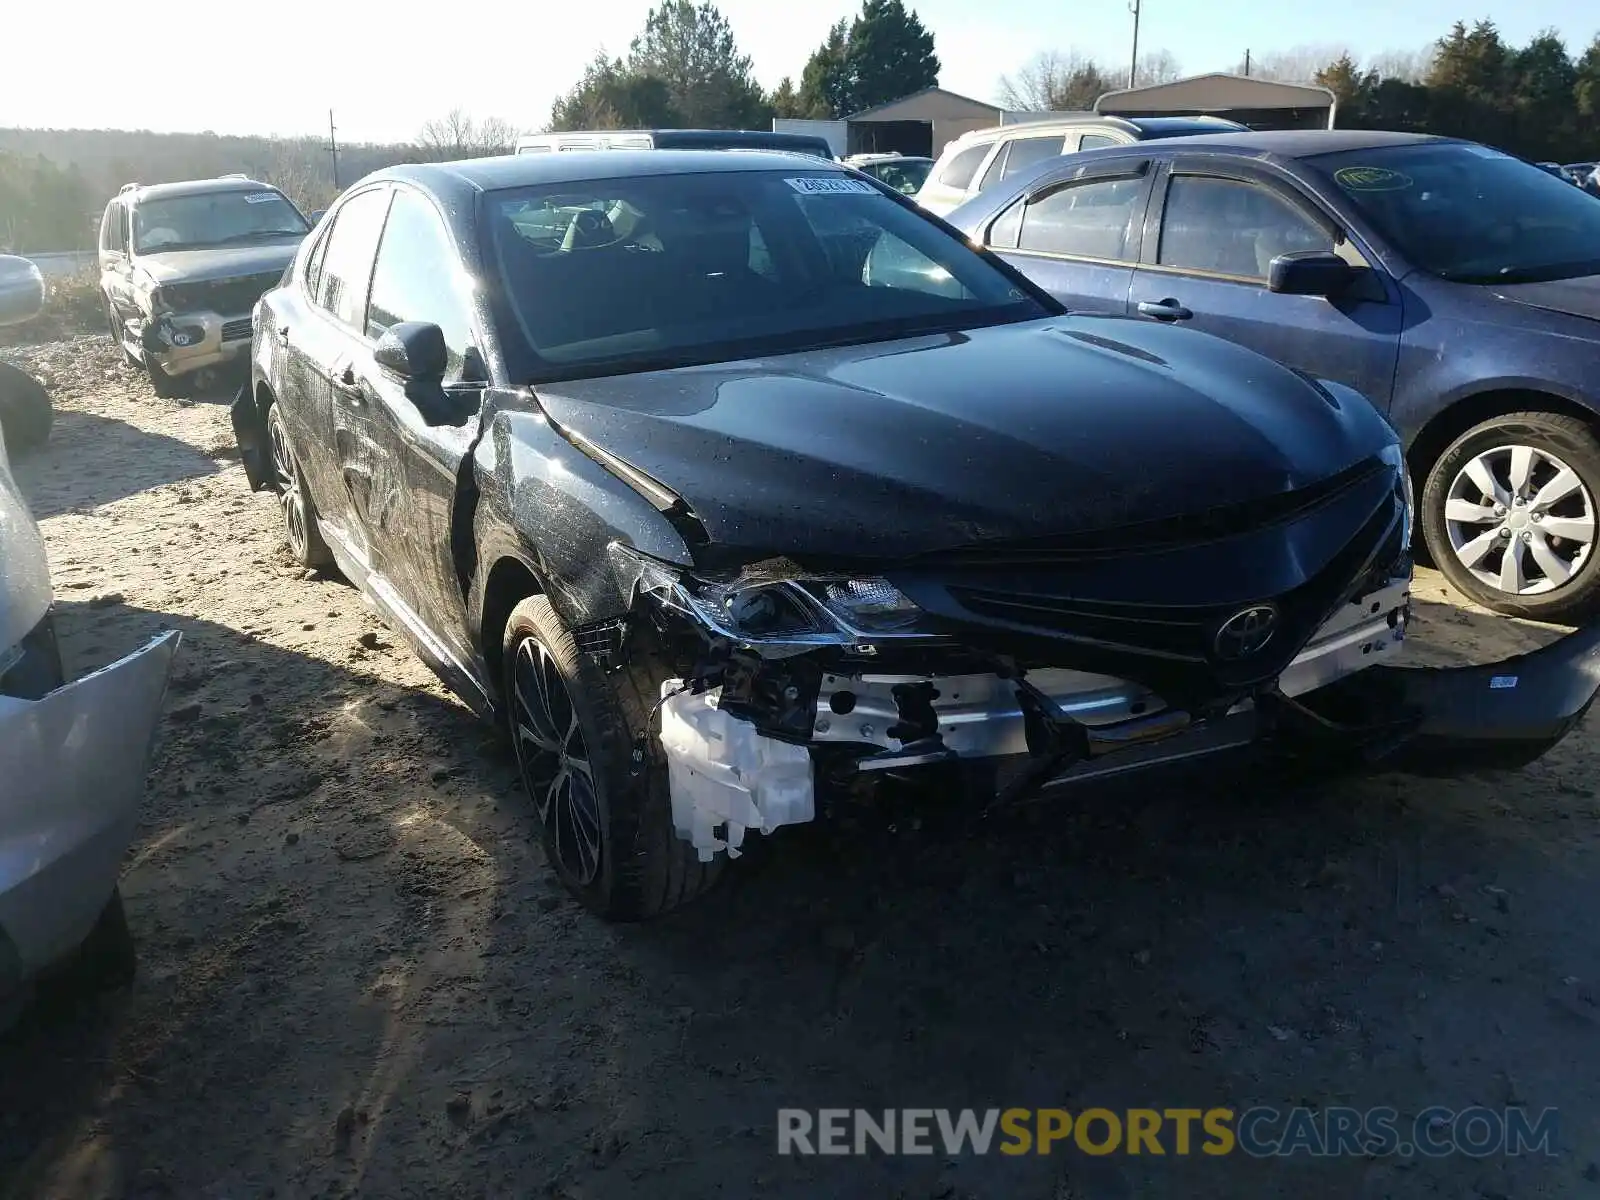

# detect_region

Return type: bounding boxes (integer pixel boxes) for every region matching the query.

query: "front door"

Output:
[344,186,485,683]
[985,163,1156,316]
[1129,160,1401,407]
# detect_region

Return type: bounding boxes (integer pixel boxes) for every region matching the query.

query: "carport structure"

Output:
[1096,73,1338,130]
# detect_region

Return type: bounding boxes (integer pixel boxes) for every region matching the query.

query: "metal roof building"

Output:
[1095,73,1338,130]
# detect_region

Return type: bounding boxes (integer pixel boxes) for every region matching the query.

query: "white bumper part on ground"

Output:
[0,631,179,981]
[658,681,815,861]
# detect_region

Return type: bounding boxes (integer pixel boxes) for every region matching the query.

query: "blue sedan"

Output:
[945,129,1600,625]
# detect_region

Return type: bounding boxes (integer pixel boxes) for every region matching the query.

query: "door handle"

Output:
[1136,299,1193,321]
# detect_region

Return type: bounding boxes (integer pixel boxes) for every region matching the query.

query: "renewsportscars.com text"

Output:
[777,1106,1558,1158]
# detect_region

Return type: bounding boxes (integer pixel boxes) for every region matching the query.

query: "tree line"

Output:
[5,7,1599,252]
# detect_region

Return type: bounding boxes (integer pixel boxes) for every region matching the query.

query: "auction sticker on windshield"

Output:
[786,177,878,195]
[1333,166,1413,191]
[245,193,280,204]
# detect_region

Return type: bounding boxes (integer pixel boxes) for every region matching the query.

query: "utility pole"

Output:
[328,109,340,192]
[1128,0,1141,89]
[1243,48,1252,77]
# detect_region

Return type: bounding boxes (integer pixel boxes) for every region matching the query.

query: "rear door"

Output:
[297,185,393,570]
[981,160,1155,315]
[348,186,486,677]
[1128,157,1401,405]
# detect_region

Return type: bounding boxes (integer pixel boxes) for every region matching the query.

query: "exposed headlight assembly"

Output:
[615,546,933,651]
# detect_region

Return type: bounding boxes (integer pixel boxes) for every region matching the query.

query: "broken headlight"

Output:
[616,546,933,647]
[1379,440,1413,552]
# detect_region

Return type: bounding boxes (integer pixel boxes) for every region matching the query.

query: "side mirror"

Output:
[0,256,45,327]
[308,209,327,224]
[1268,251,1357,298]
[373,321,447,381]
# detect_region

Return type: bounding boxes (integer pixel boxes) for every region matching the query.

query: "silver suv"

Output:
[99,176,310,397]
[915,114,1247,215]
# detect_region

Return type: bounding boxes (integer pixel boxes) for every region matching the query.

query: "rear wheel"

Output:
[503,595,721,920]
[266,402,332,569]
[1422,411,1600,624]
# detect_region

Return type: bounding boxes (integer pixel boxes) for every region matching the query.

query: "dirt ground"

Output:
[1,336,1598,1200]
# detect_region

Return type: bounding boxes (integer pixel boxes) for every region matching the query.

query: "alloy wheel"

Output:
[511,636,603,885]
[269,415,310,560]
[1444,443,1596,595]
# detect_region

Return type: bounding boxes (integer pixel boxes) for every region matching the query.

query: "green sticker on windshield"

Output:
[1333,166,1413,191]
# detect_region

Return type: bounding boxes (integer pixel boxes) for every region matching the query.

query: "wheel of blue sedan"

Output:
[501,595,722,919]
[1422,411,1600,624]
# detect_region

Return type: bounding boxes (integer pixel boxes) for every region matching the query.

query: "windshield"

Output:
[485,169,1048,379]
[133,190,308,253]
[1309,142,1600,284]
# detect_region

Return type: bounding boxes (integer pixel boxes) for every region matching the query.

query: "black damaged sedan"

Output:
[232,151,1600,919]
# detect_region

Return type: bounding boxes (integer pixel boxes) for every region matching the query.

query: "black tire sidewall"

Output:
[1422,413,1600,622]
[0,360,51,457]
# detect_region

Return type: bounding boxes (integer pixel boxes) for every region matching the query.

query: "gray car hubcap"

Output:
[1445,443,1596,595]
[511,637,602,885]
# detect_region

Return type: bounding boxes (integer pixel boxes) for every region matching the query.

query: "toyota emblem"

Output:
[1213,604,1278,660]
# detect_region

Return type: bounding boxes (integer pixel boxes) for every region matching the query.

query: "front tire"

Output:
[105,299,137,367]
[1422,411,1600,625]
[266,402,332,569]
[502,595,721,920]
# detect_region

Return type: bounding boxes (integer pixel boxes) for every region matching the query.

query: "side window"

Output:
[987,197,1024,249]
[101,203,124,252]
[365,190,476,381]
[1000,135,1066,181]
[315,188,391,329]
[978,143,1010,192]
[303,227,330,294]
[1017,176,1147,261]
[937,142,993,190]
[1158,175,1334,279]
[1078,134,1118,151]
[116,206,131,253]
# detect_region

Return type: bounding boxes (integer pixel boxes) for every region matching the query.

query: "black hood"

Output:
[1492,274,1600,324]
[534,316,1396,563]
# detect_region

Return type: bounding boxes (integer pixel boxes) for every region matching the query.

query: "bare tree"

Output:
[415,108,519,161]
[258,137,335,212]
[1366,46,1435,83]
[1136,49,1183,86]
[997,49,1115,111]
[1235,43,1352,83]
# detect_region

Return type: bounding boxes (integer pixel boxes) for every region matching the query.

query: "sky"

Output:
[2,0,1595,144]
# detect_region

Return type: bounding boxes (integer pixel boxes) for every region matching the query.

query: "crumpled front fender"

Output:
[0,631,180,977]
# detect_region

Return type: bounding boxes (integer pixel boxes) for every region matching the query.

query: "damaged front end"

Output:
[606,472,1600,862]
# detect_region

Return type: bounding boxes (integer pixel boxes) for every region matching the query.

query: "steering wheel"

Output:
[562,208,617,251]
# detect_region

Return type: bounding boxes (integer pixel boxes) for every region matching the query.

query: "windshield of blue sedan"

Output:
[133,190,308,253]
[485,170,1048,376]
[1309,142,1600,284]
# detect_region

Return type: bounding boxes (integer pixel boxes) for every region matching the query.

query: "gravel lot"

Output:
[2,337,1599,1200]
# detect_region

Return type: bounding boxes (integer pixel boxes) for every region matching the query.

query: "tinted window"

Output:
[987,198,1024,248]
[861,159,933,194]
[1159,175,1331,278]
[366,190,475,380]
[1018,176,1146,260]
[303,226,330,294]
[1078,134,1117,150]
[1311,141,1600,284]
[1002,135,1066,180]
[131,189,307,253]
[316,188,390,329]
[978,144,1009,192]
[938,143,993,189]
[486,170,1046,377]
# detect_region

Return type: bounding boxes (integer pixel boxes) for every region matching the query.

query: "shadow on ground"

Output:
[10,410,222,519]
[0,594,1595,1200]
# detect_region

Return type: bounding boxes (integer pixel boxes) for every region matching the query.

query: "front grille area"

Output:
[166,272,282,318]
[220,318,252,342]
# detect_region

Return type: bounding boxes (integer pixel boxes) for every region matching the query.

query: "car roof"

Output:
[369,150,844,199]
[128,177,278,202]
[952,113,1246,144]
[1076,128,1449,158]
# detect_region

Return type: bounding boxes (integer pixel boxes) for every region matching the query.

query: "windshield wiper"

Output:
[213,229,305,244]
